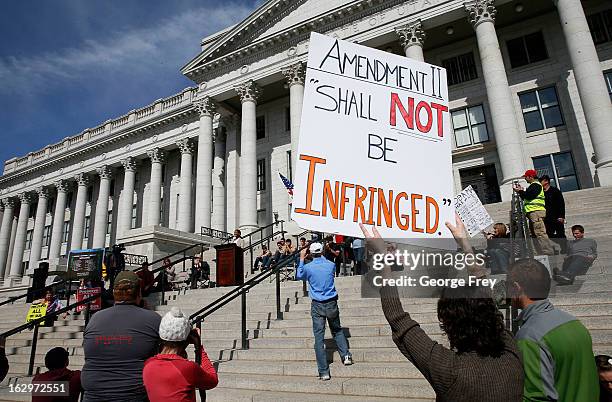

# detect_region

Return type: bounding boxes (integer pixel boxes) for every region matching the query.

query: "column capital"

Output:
[395,20,426,50]
[176,138,195,155]
[35,187,50,199]
[54,179,70,193]
[465,0,496,28]
[147,148,166,164]
[74,173,91,186]
[194,96,217,117]
[18,192,33,205]
[282,62,306,87]
[96,165,113,180]
[234,80,262,104]
[1,198,15,209]
[121,157,138,172]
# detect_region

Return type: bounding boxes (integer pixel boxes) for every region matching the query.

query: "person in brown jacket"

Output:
[361,218,524,402]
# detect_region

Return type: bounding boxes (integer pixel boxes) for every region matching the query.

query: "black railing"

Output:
[0,293,101,375]
[0,279,68,308]
[241,220,286,275]
[200,227,233,242]
[189,241,310,350]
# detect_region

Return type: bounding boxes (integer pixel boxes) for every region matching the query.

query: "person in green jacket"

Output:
[508,258,599,401]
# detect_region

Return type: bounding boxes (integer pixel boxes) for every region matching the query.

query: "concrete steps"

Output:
[0,186,609,400]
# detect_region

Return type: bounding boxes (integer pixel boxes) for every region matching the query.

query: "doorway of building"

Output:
[459,164,502,204]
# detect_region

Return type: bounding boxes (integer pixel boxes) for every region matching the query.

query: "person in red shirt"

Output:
[136,262,155,297]
[32,347,82,402]
[143,307,218,402]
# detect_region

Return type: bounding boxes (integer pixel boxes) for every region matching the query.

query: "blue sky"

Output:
[0,0,262,167]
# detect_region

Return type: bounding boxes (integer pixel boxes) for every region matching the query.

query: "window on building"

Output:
[22,261,29,273]
[42,225,52,247]
[131,205,137,229]
[66,192,74,208]
[286,150,293,182]
[257,158,266,191]
[175,194,180,223]
[519,87,564,132]
[29,203,37,219]
[285,107,291,131]
[25,230,33,250]
[87,186,93,203]
[84,216,91,239]
[605,70,612,101]
[587,9,612,45]
[62,221,70,243]
[506,31,548,68]
[441,52,478,86]
[256,115,266,139]
[533,152,579,192]
[451,105,490,148]
[109,179,116,197]
[46,199,54,214]
[107,211,113,235]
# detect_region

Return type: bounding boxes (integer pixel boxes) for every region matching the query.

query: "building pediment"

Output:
[181,0,413,82]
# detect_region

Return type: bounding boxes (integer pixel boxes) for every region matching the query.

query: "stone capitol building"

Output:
[0,0,610,290]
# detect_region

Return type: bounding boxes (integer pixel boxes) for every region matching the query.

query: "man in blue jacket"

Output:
[296,242,353,380]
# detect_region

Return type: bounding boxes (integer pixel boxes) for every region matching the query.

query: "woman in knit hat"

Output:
[143,307,218,401]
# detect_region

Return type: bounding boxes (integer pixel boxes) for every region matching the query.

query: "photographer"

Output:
[512,170,554,255]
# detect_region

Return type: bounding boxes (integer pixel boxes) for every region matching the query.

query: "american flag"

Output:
[278,172,294,196]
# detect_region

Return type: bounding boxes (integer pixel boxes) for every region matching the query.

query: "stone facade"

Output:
[0,0,611,288]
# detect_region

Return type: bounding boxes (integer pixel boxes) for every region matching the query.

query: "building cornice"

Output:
[1,87,198,183]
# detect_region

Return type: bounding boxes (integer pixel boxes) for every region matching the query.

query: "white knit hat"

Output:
[159,307,191,342]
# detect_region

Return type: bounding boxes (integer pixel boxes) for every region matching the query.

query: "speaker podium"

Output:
[215,243,244,286]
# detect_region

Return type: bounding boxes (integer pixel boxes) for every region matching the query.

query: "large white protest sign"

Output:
[454,186,494,237]
[292,33,454,243]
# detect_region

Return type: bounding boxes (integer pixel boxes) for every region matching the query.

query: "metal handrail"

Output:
[189,239,313,348]
[0,292,101,375]
[0,279,68,308]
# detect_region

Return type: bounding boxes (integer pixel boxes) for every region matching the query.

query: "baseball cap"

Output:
[113,271,140,290]
[523,169,537,178]
[309,242,323,254]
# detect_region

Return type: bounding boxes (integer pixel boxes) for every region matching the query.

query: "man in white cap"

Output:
[296,242,353,381]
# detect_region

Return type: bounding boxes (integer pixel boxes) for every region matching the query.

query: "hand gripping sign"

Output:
[292,33,454,245]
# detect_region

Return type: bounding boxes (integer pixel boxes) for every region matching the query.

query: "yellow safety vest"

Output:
[524,182,546,213]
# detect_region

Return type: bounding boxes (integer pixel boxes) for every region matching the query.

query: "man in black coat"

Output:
[540,175,567,253]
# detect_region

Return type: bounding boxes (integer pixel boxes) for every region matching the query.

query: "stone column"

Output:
[147,149,165,226]
[0,199,15,278]
[48,180,69,260]
[282,63,306,180]
[5,217,17,281]
[465,0,525,196]
[395,20,426,61]
[212,126,227,232]
[92,166,112,248]
[70,173,90,251]
[118,157,137,236]
[177,138,195,232]
[224,115,239,231]
[555,0,612,185]
[194,97,216,231]
[29,187,50,270]
[9,193,32,280]
[235,80,261,233]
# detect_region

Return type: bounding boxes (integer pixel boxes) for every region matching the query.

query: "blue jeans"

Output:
[488,248,510,274]
[310,300,351,375]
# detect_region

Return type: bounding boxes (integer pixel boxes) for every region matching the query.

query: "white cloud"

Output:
[0,3,252,96]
